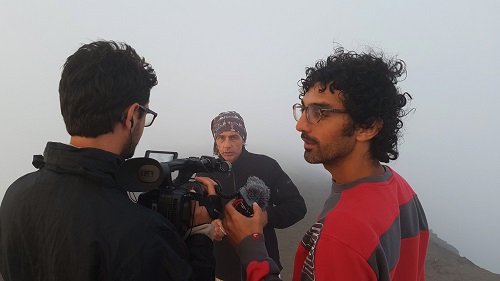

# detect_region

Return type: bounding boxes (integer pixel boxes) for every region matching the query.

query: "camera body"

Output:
[137,181,204,235]
[117,152,231,235]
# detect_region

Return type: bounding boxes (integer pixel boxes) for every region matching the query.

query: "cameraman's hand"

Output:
[194,176,217,196]
[190,177,217,226]
[211,219,226,241]
[222,201,265,247]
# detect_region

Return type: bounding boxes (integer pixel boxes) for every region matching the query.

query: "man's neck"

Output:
[323,149,384,184]
[70,133,124,156]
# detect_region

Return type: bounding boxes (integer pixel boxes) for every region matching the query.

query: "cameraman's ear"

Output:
[122,103,139,129]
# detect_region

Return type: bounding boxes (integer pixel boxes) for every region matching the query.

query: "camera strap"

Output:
[199,195,223,219]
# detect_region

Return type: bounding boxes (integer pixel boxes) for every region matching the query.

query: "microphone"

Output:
[232,176,271,217]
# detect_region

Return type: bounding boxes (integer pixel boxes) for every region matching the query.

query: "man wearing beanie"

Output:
[206,111,307,281]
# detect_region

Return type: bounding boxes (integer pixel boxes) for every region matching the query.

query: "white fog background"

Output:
[1,0,499,274]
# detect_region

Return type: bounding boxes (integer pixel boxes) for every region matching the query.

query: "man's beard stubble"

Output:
[121,126,141,159]
[302,124,356,165]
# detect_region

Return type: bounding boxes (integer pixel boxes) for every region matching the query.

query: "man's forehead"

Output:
[217,131,241,137]
[303,85,343,105]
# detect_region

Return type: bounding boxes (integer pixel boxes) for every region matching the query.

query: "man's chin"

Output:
[304,151,321,164]
[121,152,134,159]
[120,147,137,159]
[221,153,234,160]
[223,157,235,163]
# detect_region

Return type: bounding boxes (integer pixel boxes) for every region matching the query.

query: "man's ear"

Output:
[123,103,139,129]
[356,119,383,142]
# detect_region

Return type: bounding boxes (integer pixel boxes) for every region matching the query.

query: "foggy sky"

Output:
[1,0,499,274]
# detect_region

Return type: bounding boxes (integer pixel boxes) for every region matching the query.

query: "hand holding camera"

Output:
[190,176,217,226]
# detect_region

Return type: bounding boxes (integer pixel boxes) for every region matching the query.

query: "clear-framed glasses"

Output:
[138,105,158,127]
[293,103,347,124]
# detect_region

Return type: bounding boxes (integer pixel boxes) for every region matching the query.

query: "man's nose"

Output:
[222,139,232,148]
[296,112,310,132]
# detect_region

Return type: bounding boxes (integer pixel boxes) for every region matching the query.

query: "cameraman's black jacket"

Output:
[0,142,214,281]
[201,147,306,280]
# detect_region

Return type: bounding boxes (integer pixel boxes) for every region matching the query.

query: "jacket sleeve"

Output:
[120,227,194,281]
[235,233,283,281]
[265,160,307,229]
[122,224,215,281]
[185,233,216,281]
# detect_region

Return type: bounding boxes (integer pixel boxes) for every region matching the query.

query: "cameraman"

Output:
[0,40,216,281]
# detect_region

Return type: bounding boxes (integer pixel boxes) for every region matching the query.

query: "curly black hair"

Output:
[59,40,158,137]
[299,47,412,163]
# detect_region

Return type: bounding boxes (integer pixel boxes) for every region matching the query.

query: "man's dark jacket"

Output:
[204,147,306,280]
[0,142,214,281]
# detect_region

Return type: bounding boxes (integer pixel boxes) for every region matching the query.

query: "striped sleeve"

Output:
[235,233,282,281]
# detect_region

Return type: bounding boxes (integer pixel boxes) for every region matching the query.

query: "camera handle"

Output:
[215,184,239,199]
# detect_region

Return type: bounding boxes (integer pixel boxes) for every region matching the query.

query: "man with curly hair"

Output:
[222,47,429,281]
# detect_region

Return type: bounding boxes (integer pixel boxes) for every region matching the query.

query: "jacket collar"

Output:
[36,142,125,186]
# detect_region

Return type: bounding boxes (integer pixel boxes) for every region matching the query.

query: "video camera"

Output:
[117,150,231,235]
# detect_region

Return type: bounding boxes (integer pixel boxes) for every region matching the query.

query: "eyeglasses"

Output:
[293,103,347,124]
[138,105,157,127]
